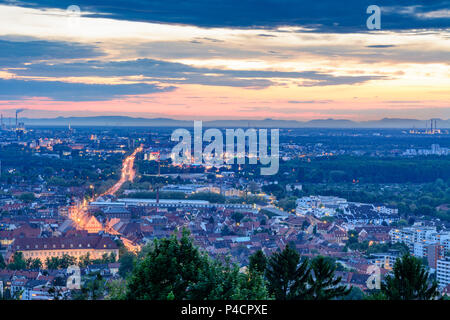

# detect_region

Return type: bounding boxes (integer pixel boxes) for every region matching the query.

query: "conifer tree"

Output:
[248,250,267,274]
[0,254,6,269]
[265,244,310,300]
[381,254,439,300]
[305,256,350,300]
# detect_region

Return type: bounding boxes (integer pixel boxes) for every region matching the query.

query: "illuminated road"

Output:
[68,146,143,253]
[99,145,142,198]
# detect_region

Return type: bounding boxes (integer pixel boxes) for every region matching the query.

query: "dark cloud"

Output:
[11,58,386,88]
[1,0,448,32]
[0,78,174,101]
[0,39,103,67]
[366,45,397,48]
[195,37,224,43]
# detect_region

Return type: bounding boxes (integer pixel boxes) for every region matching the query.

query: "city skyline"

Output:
[2,0,450,304]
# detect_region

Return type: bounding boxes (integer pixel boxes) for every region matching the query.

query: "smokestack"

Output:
[15,109,26,127]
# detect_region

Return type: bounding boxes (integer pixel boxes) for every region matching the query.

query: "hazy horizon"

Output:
[0,108,450,122]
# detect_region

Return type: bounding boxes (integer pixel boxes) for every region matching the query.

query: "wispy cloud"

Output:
[0,78,174,101]
[8,58,386,92]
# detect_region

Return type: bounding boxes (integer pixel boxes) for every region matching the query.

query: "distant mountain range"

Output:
[8,116,450,128]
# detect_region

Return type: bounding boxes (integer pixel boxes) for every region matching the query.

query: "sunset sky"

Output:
[0,0,449,121]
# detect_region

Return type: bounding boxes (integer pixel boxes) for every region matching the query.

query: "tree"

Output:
[167,291,175,300]
[126,229,209,300]
[7,252,27,270]
[347,230,359,245]
[118,252,136,278]
[188,258,241,300]
[77,273,105,300]
[101,252,116,264]
[247,181,259,193]
[48,285,67,300]
[137,242,154,260]
[342,286,366,300]
[105,279,127,300]
[125,229,267,300]
[381,254,439,300]
[231,212,244,224]
[0,254,6,269]
[0,288,20,300]
[188,192,226,203]
[60,254,77,269]
[236,269,269,300]
[248,250,267,274]
[305,256,351,300]
[265,244,310,300]
[189,256,269,300]
[78,253,91,268]
[45,255,76,270]
[301,220,309,231]
[415,205,436,217]
[26,258,42,270]
[278,198,296,212]
[46,257,60,270]
[262,183,285,199]
[18,192,35,202]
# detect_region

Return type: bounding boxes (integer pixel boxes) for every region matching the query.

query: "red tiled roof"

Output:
[13,235,118,251]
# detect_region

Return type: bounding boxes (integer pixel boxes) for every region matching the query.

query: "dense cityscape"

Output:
[0,0,449,310]
[0,121,449,300]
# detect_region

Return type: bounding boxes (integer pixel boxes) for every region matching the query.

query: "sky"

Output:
[0,0,449,121]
